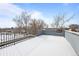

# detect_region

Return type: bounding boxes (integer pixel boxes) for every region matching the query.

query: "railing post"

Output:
[14,33,15,45]
[6,32,7,47]
[0,33,2,48]
[1,33,2,44]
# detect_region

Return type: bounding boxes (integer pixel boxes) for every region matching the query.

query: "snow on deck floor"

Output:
[0,35,77,56]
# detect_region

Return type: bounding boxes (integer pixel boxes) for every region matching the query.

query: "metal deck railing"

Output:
[0,32,34,49]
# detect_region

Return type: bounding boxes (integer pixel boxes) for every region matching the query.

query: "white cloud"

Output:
[0,3,24,28]
[31,11,43,19]
[0,3,52,28]
[63,3,69,6]
[31,10,52,27]
[0,3,24,17]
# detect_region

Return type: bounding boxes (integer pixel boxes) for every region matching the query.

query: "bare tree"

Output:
[51,13,75,28]
[37,20,47,31]
[21,11,31,34]
[29,19,47,35]
[29,19,38,35]
[13,11,31,34]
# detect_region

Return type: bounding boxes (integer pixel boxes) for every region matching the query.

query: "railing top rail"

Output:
[65,30,79,36]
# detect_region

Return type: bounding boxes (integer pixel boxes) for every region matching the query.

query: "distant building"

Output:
[69,24,79,32]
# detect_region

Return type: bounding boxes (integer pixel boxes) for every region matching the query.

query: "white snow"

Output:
[0,35,77,56]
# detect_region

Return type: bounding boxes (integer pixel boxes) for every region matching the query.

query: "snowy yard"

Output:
[0,35,77,56]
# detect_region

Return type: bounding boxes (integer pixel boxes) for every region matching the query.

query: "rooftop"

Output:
[0,35,77,56]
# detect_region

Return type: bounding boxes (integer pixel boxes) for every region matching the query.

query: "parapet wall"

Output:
[65,31,79,55]
[41,28,64,36]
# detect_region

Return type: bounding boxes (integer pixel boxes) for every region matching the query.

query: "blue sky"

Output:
[0,3,79,28]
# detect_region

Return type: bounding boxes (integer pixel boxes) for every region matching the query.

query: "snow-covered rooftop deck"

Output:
[0,35,77,56]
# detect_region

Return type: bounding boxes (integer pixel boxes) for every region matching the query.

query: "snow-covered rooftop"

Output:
[0,35,77,56]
